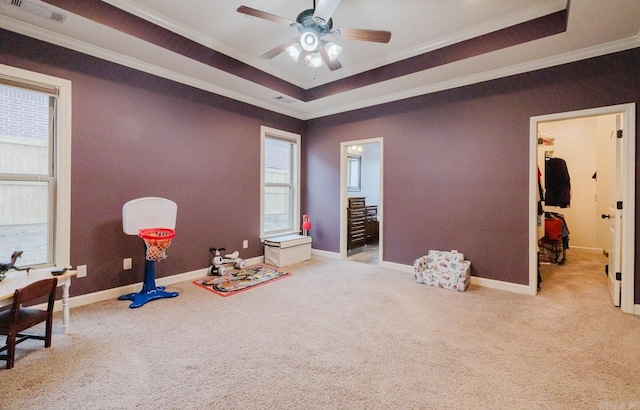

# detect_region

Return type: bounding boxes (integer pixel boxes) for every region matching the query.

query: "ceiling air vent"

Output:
[273,96,296,104]
[3,0,67,23]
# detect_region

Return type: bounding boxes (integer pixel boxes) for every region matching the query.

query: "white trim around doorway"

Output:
[529,103,636,314]
[340,138,384,264]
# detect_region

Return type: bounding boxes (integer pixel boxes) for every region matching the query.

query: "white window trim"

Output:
[260,126,301,240]
[0,64,72,268]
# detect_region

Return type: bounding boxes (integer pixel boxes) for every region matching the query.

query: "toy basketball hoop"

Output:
[139,227,175,261]
[120,197,179,308]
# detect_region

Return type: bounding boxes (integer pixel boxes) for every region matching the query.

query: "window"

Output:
[0,65,71,268]
[347,154,361,192]
[260,126,300,238]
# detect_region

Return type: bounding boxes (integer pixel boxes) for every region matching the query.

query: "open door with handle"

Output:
[530,103,634,313]
[605,115,623,306]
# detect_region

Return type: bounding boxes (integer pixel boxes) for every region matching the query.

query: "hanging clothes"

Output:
[539,212,570,264]
[544,212,570,249]
[537,166,544,216]
[544,157,571,208]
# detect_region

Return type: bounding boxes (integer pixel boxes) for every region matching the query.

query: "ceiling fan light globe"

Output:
[325,42,342,61]
[300,31,319,52]
[286,43,302,62]
[305,52,324,68]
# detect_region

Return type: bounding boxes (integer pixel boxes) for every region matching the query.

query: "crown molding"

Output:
[305,34,640,120]
[1,14,637,121]
[387,0,567,65]
[102,0,309,89]
[0,15,302,118]
[100,0,568,91]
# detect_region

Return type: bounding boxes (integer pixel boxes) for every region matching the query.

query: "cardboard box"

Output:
[264,234,312,267]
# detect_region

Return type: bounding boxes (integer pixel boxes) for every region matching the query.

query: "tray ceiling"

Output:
[0,0,639,119]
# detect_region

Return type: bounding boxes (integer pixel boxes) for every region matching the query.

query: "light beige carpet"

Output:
[1,249,639,409]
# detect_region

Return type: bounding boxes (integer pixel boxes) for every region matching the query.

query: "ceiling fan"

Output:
[237,0,392,71]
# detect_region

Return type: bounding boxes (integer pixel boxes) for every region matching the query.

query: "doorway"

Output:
[340,138,383,265]
[529,104,635,314]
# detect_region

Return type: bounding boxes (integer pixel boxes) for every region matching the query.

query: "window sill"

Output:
[261,231,301,242]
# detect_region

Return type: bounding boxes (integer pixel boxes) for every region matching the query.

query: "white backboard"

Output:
[122,197,177,235]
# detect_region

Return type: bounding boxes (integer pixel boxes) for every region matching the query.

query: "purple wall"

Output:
[305,49,640,299]
[0,30,304,296]
[1,29,639,303]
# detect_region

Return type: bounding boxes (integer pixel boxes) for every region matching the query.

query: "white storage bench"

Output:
[264,234,312,267]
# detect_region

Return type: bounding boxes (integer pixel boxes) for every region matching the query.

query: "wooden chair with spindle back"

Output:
[0,277,58,369]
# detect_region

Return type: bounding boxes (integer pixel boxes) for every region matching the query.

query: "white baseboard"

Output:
[60,267,209,311]
[57,256,264,311]
[470,276,535,295]
[245,256,265,266]
[634,304,640,316]
[58,254,543,311]
[311,249,340,259]
[381,261,413,273]
[315,251,532,293]
[380,259,634,307]
[568,246,603,252]
[384,261,534,294]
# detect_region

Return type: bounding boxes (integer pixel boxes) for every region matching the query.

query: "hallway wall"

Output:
[305,48,640,299]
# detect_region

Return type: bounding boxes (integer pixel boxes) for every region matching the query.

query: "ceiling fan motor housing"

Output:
[297,9,332,35]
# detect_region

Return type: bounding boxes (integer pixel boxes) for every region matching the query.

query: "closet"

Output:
[533,109,635,310]
[536,114,616,292]
[537,133,570,265]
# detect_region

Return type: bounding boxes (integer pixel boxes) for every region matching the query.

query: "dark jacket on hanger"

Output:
[545,157,571,208]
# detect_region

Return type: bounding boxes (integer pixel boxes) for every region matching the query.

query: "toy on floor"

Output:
[118,197,180,308]
[209,247,246,276]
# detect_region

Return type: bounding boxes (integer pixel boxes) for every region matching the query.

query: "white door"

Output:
[595,116,615,252]
[605,114,623,306]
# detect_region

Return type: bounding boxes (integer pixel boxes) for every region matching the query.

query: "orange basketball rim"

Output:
[139,227,176,261]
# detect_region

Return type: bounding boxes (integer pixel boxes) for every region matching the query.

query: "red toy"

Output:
[302,214,312,236]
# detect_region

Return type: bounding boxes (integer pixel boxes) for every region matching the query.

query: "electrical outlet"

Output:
[243,240,248,249]
[123,258,132,270]
[77,264,87,278]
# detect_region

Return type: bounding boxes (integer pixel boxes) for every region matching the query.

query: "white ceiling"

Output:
[1,0,639,119]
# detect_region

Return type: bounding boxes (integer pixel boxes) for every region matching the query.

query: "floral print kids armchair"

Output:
[413,250,471,292]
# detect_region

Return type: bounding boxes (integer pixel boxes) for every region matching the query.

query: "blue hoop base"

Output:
[118,258,178,308]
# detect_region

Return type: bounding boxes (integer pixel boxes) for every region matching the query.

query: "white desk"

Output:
[0,269,76,334]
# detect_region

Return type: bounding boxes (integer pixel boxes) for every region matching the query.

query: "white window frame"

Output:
[260,126,301,240]
[0,64,72,268]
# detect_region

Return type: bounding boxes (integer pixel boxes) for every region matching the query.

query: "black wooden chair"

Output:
[0,277,58,369]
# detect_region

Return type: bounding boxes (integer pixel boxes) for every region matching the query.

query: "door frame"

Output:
[529,103,636,314]
[340,137,383,264]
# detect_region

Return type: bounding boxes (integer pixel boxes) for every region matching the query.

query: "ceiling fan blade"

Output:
[237,5,297,26]
[333,28,392,43]
[319,46,342,71]
[313,0,341,24]
[260,39,298,59]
